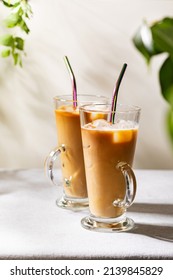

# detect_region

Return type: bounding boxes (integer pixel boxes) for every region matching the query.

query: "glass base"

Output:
[56,196,89,211]
[81,215,134,232]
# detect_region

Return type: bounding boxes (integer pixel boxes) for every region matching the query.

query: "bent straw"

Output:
[63,56,77,109]
[110,63,127,123]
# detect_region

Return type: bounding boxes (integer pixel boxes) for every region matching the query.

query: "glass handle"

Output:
[44,144,66,185]
[113,162,137,208]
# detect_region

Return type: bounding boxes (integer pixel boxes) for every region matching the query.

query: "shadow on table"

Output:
[130,203,173,215]
[130,203,173,242]
[131,223,173,242]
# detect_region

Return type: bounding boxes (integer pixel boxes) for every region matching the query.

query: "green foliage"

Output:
[167,108,173,144]
[0,0,32,66]
[159,56,173,106]
[133,17,173,146]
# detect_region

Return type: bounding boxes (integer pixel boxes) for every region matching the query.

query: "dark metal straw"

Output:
[64,56,77,108]
[110,63,127,123]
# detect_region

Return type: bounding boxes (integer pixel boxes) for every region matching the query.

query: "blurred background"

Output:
[0,0,173,169]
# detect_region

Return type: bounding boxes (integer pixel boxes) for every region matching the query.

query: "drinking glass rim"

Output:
[53,94,109,102]
[79,103,141,113]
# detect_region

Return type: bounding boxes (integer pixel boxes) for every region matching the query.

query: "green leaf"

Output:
[2,0,14,7]
[2,0,21,7]
[159,56,173,106]
[12,52,19,65]
[4,12,21,28]
[19,19,30,34]
[0,34,14,46]
[1,0,33,67]
[151,17,173,57]
[133,17,173,146]
[17,7,24,17]
[132,21,162,64]
[13,0,21,8]
[18,55,23,67]
[166,108,173,144]
[15,37,24,50]
[132,17,173,64]
[1,49,11,57]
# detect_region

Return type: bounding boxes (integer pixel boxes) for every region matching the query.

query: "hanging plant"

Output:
[133,17,173,145]
[0,0,32,66]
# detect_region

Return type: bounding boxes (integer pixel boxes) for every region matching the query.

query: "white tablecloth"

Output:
[0,169,173,259]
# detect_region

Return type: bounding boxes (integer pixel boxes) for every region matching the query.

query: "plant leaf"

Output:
[2,0,13,7]
[166,108,173,145]
[159,56,173,106]
[12,52,19,65]
[13,0,21,8]
[1,0,33,67]
[151,17,173,57]
[15,37,24,50]
[4,12,21,28]
[19,19,30,34]
[2,0,21,7]
[133,17,173,147]
[0,34,14,46]
[132,21,162,64]
[132,17,173,63]
[1,49,11,57]
[18,55,23,67]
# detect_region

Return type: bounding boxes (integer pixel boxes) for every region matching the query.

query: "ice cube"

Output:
[92,119,111,128]
[112,120,136,129]
[83,119,138,131]
[113,130,133,143]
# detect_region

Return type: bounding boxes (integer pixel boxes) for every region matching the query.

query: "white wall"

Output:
[0,0,173,169]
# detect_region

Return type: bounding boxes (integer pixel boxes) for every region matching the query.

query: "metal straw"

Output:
[110,63,127,123]
[64,56,77,108]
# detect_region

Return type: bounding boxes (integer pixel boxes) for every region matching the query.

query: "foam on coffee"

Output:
[83,119,138,143]
[58,105,79,113]
[83,119,138,130]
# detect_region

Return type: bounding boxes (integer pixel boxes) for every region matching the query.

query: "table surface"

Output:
[0,169,173,260]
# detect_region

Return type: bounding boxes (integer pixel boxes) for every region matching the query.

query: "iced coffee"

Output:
[80,103,141,231]
[81,119,138,217]
[45,95,108,210]
[55,105,87,198]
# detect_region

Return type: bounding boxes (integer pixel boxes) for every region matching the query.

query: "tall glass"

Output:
[45,95,109,211]
[80,103,141,231]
